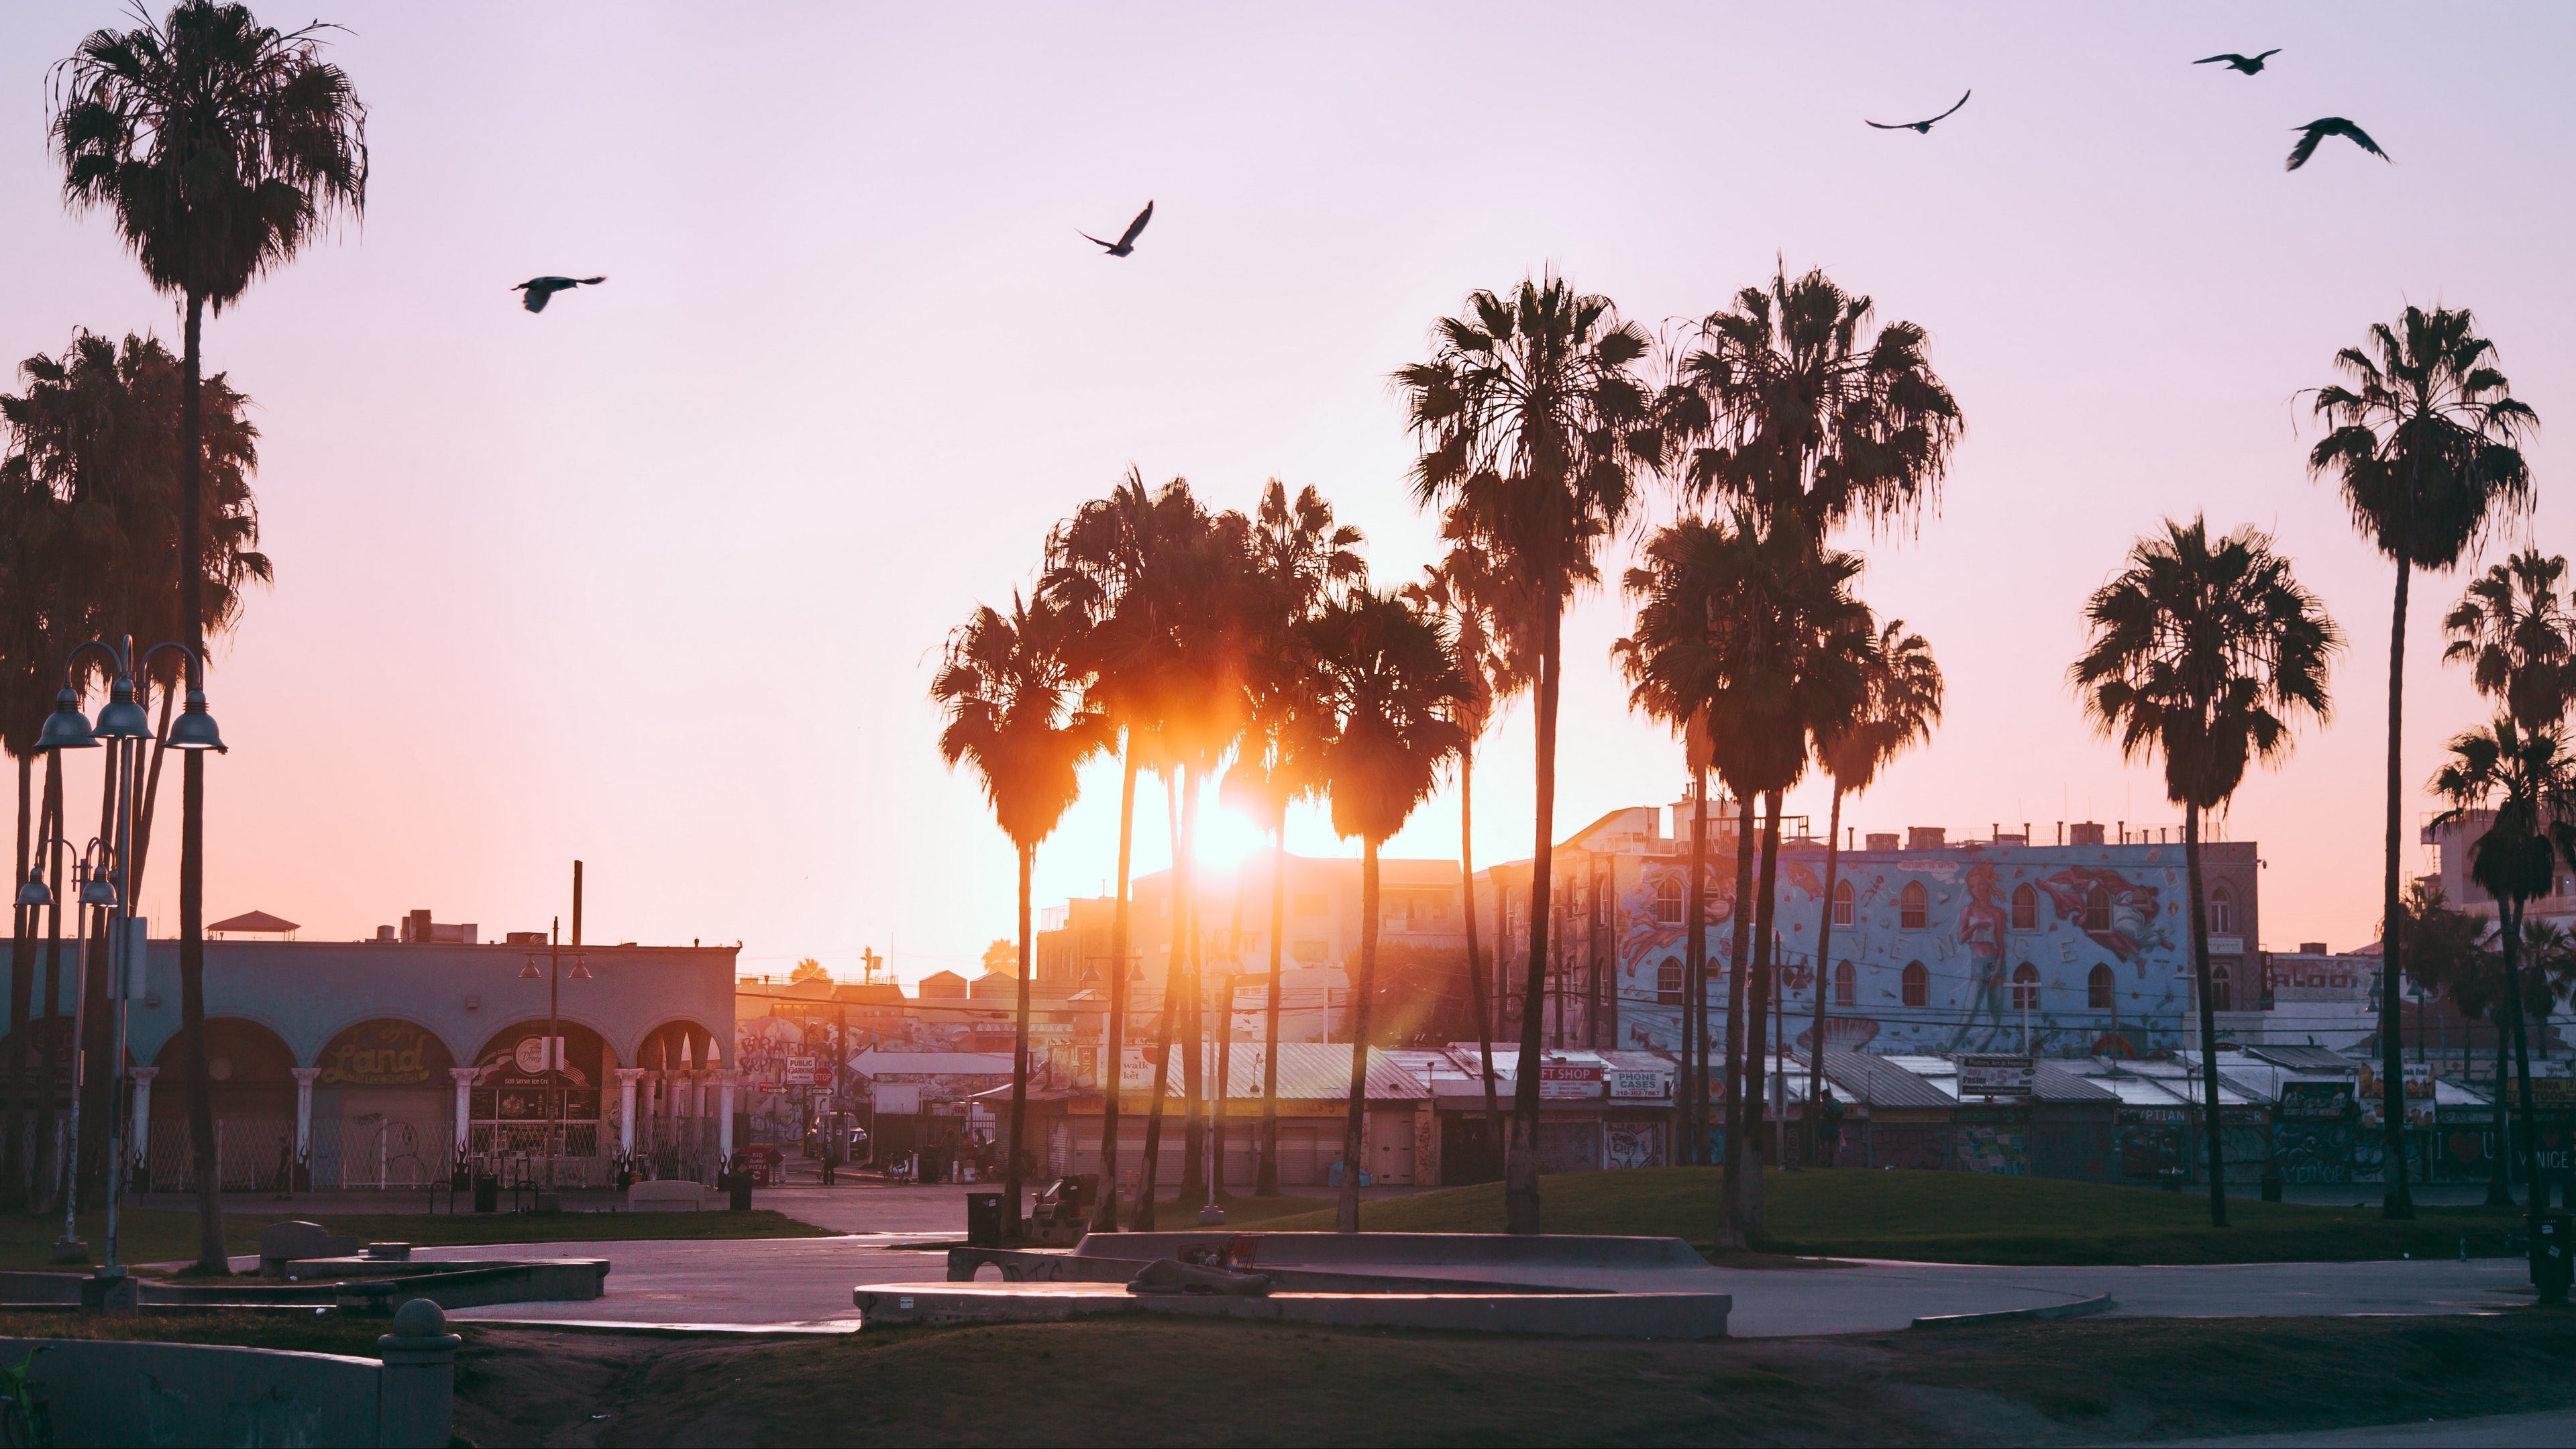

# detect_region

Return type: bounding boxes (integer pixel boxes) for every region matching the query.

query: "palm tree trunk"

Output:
[2488,965,2514,1209]
[124,689,175,895]
[1003,841,1034,1243]
[1336,841,1381,1233]
[1681,769,1708,1165]
[1091,743,1139,1232]
[1457,745,1502,1168]
[30,758,61,1212]
[1506,601,1563,1236]
[1713,790,1755,1250]
[2185,804,2227,1228]
[5,753,32,1201]
[2379,555,2415,1219]
[1177,770,1206,1207]
[1806,784,1846,1166]
[2502,900,2545,1230]
[1133,771,1186,1230]
[179,290,223,1273]
[1257,804,1287,1197]
[1730,791,1783,1238]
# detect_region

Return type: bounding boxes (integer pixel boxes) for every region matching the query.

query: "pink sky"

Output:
[3,3,2571,983]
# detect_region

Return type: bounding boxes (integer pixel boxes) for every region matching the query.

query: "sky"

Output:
[3,3,2572,984]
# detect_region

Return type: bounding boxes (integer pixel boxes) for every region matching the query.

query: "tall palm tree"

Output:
[1617,514,1870,1239]
[1803,621,1941,1159]
[2072,517,2340,1228]
[1230,479,1362,1197]
[53,1,364,1272]
[2308,305,2535,1220]
[934,594,1111,1242]
[1303,590,1467,1232]
[1398,527,1532,1174]
[1396,274,1659,1234]
[1042,471,1187,1230]
[2443,551,2574,734]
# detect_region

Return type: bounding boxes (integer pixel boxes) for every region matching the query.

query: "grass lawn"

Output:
[0,1207,833,1273]
[445,1310,2576,1446]
[0,1307,456,1358]
[1252,1166,2522,1264]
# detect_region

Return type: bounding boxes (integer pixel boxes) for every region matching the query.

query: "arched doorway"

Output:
[310,1019,458,1189]
[633,1019,722,1177]
[151,1018,297,1191]
[468,1020,614,1179]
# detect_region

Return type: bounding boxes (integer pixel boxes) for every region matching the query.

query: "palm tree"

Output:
[2432,719,2570,1233]
[1303,590,1467,1232]
[1042,471,1187,1230]
[52,1,364,1273]
[934,594,1111,1242]
[2072,517,2340,1228]
[1803,621,1941,1161]
[2308,305,2536,1220]
[1396,274,1659,1234]
[1617,514,1871,1239]
[2444,551,2574,734]
[1398,527,1532,1176]
[1230,479,1362,1197]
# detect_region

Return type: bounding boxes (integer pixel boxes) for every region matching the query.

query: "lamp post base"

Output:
[50,1237,90,1265]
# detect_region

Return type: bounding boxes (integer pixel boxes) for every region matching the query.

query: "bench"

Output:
[258,1220,360,1278]
[627,1180,706,1212]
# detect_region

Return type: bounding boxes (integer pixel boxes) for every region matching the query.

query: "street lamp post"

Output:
[518,917,590,1189]
[29,637,221,1292]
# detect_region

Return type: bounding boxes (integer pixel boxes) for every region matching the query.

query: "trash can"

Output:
[2534,1213,2571,1306]
[729,1167,753,1213]
[472,1174,498,1214]
[966,1191,1006,1248]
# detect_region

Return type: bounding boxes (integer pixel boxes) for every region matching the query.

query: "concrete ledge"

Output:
[856,1281,1729,1339]
[1911,1291,2116,1329]
[1072,1231,1704,1271]
[947,1246,1593,1295]
[131,1260,610,1311]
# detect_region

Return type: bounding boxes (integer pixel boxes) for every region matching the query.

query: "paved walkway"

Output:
[2147,1406,2576,1447]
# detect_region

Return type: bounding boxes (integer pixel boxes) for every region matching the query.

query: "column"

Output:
[291,1067,321,1164]
[716,1070,737,1161]
[615,1068,643,1155]
[448,1068,478,1159]
[129,1067,156,1175]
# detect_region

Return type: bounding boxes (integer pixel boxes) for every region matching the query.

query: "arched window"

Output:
[1833,959,1856,1008]
[1653,876,1683,926]
[1657,956,1684,1004]
[2210,961,2233,1012]
[2088,963,2114,1010]
[1901,961,1929,1008]
[2011,883,2037,931]
[2011,963,2041,1011]
[2208,883,2235,936]
[1832,879,1854,928]
[2084,883,2112,932]
[1900,881,1929,930]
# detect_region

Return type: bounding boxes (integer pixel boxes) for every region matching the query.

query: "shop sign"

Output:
[786,1055,819,1085]
[2534,1077,2576,1108]
[2357,1062,2435,1128]
[1539,1063,1603,1100]
[2279,1080,2356,1122]
[1960,1055,2033,1099]
[1609,1069,1668,1099]
[316,1020,449,1088]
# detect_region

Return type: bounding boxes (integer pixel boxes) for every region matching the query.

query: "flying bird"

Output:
[1079,201,1154,258]
[513,276,606,313]
[2285,117,2389,171]
[2194,50,2281,74]
[1866,91,1971,134]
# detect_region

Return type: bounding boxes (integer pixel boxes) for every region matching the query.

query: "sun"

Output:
[1191,802,1269,875]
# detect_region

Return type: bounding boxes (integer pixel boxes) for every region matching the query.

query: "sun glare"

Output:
[1191,804,1268,875]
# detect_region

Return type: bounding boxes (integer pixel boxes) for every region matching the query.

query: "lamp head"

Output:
[569,957,592,980]
[93,677,151,741]
[13,871,48,909]
[36,690,97,751]
[76,869,119,908]
[165,688,224,753]
[519,957,542,980]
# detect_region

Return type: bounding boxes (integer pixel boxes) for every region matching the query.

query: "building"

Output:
[1476,807,2261,1061]
[7,918,736,1193]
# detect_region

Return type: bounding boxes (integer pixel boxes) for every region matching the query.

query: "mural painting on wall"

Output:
[1869,1124,1947,1171]
[470,1025,604,1124]
[2116,1109,2188,1181]
[1606,1120,1664,1171]
[1946,863,2014,1051]
[316,1020,454,1089]
[1956,1116,2029,1175]
[736,1008,848,1147]
[2274,1122,2353,1184]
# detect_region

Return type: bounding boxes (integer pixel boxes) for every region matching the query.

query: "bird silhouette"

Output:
[2286,117,2389,171]
[513,276,606,313]
[1079,201,1154,257]
[2194,50,2281,74]
[1866,91,1971,134]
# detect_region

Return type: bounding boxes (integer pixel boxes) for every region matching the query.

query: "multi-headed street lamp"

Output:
[26,637,221,1293]
[517,918,590,1187]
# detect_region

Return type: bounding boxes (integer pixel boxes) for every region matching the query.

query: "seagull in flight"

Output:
[1866,91,1971,134]
[1079,201,1155,258]
[2194,50,2281,75]
[2286,118,2390,171]
[513,276,606,313]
